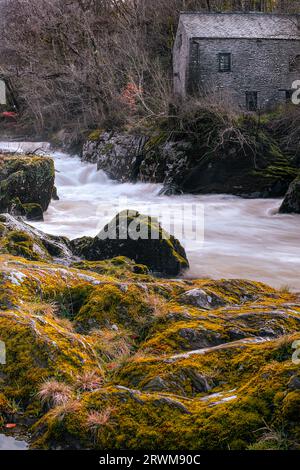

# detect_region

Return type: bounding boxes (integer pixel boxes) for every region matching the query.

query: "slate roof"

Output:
[180,13,300,40]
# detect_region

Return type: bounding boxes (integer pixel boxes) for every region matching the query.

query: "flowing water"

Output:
[1,141,300,290]
[0,434,28,450]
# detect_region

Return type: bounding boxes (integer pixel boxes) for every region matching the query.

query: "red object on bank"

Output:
[1,111,17,118]
[5,423,17,429]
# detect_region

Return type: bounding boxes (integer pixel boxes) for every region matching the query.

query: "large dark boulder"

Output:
[71,210,189,276]
[0,154,55,213]
[279,177,300,214]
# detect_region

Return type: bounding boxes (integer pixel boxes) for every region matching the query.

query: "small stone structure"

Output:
[173,12,300,110]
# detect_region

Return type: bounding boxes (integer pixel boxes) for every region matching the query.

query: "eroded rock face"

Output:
[71,210,189,276]
[0,154,55,214]
[82,132,148,182]
[280,177,300,214]
[82,124,297,198]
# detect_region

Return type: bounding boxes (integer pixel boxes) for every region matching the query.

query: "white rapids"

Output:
[1,141,300,291]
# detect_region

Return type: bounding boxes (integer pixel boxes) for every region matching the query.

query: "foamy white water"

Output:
[1,142,300,290]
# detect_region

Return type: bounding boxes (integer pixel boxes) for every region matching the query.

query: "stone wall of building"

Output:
[184,38,300,109]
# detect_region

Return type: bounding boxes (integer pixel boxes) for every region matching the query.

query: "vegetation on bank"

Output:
[83,104,300,201]
[0,215,299,449]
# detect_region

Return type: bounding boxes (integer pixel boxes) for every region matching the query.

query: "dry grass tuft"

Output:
[75,370,104,392]
[87,407,116,432]
[37,379,73,408]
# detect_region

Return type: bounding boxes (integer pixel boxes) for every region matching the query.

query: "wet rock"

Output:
[71,210,189,276]
[52,186,60,201]
[279,177,300,214]
[0,154,55,214]
[82,122,297,199]
[288,376,300,391]
[179,288,226,310]
[82,132,148,182]
[142,376,169,392]
[23,203,44,222]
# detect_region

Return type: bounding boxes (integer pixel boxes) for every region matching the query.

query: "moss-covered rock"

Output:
[280,176,300,214]
[23,203,44,221]
[0,153,55,214]
[71,210,189,276]
[0,214,73,261]
[0,252,299,450]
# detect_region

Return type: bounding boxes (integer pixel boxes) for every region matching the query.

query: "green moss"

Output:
[72,257,149,278]
[75,283,153,334]
[88,129,104,141]
[0,230,47,261]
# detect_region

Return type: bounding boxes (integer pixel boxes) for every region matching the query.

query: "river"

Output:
[1,141,300,290]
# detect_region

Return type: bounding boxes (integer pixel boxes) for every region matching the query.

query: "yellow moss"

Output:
[88,129,104,141]
[0,253,299,449]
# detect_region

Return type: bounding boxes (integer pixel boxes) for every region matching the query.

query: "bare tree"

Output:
[0,0,298,139]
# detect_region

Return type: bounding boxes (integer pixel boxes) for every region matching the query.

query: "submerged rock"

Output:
[279,177,300,214]
[0,154,55,214]
[71,210,189,276]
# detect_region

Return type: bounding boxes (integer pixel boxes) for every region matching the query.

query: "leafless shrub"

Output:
[268,105,300,156]
[173,92,257,159]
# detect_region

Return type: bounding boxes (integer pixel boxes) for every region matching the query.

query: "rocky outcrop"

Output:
[0,211,188,275]
[280,176,300,214]
[0,252,299,450]
[82,131,148,182]
[82,127,297,197]
[0,154,55,216]
[71,210,189,276]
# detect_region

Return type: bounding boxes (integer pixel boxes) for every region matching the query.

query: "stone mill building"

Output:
[173,12,300,110]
